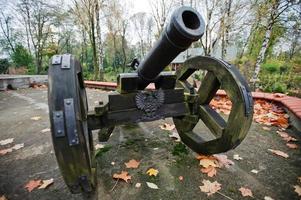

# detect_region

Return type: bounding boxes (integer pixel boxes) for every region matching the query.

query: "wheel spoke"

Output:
[199,105,226,137]
[198,71,220,104]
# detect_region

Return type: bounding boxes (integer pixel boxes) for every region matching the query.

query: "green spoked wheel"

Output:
[48,54,96,194]
[173,56,253,154]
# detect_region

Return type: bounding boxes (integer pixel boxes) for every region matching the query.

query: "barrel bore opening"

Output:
[182,11,200,29]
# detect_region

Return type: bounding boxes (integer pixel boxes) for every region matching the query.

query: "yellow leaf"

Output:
[146,168,159,176]
[199,159,218,168]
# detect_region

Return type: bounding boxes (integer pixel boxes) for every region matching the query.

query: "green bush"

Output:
[0,59,9,74]
[11,44,33,68]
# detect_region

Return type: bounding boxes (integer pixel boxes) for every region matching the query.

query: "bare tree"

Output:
[0,11,17,55]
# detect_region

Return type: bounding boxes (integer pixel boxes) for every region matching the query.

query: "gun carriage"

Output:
[48,6,253,194]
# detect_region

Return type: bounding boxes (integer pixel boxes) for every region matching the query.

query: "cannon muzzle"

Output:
[137,6,205,89]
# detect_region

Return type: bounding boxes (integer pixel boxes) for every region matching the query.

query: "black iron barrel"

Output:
[137,6,205,89]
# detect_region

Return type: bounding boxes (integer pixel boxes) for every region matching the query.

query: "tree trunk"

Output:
[95,0,103,80]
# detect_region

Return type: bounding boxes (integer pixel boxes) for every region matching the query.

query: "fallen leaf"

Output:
[159,123,175,131]
[30,116,41,121]
[111,162,115,166]
[24,179,42,192]
[0,195,7,200]
[179,176,184,181]
[38,178,54,189]
[199,179,221,196]
[135,183,141,188]
[41,128,50,133]
[199,159,218,168]
[251,169,259,174]
[0,138,14,146]
[95,144,105,150]
[239,187,253,197]
[277,131,298,142]
[214,154,234,168]
[286,143,298,149]
[113,171,131,183]
[169,132,181,142]
[146,182,159,189]
[0,148,13,155]
[233,154,243,160]
[262,126,271,131]
[268,149,289,158]
[12,143,24,150]
[294,185,301,196]
[146,168,159,176]
[200,166,217,177]
[125,159,140,169]
[264,196,274,200]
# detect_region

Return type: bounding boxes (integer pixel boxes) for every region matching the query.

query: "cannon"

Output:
[48,6,253,194]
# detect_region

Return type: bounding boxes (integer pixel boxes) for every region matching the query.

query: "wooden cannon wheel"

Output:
[48,54,96,194]
[173,56,254,155]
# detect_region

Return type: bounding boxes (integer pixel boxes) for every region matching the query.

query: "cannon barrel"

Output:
[137,6,205,89]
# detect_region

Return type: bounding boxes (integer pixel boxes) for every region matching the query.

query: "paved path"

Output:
[0,88,300,200]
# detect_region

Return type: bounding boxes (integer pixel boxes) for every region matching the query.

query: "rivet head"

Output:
[56,113,60,117]
[57,130,62,134]
[66,100,71,105]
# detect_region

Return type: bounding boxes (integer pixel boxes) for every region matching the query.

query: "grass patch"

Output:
[172,143,188,156]
[95,145,112,157]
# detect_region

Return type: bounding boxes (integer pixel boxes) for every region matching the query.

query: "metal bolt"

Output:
[63,65,68,68]
[66,100,71,105]
[56,113,60,117]
[99,101,103,105]
[57,130,62,134]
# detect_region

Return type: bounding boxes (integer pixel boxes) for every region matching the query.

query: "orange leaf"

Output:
[125,159,140,169]
[38,178,54,189]
[286,143,298,149]
[24,179,42,192]
[201,166,217,177]
[214,154,234,168]
[159,123,175,131]
[0,195,8,200]
[113,171,131,183]
[268,149,289,158]
[239,187,253,197]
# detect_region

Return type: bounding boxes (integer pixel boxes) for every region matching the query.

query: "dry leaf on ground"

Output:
[38,178,54,189]
[233,154,243,160]
[239,187,253,197]
[286,143,298,149]
[298,177,301,183]
[95,144,105,150]
[251,169,259,174]
[268,149,289,158]
[199,158,218,168]
[159,123,175,131]
[262,127,271,131]
[264,196,274,200]
[169,132,181,142]
[179,176,184,181]
[146,182,159,189]
[125,159,140,169]
[294,185,301,196]
[12,143,24,150]
[30,116,41,121]
[214,154,234,168]
[200,166,217,177]
[113,171,131,183]
[0,195,7,200]
[0,143,24,156]
[0,138,14,146]
[135,183,141,188]
[41,128,50,133]
[24,179,42,192]
[277,131,297,142]
[199,180,221,196]
[146,168,159,176]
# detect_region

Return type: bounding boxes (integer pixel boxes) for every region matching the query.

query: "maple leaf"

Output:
[146,168,159,176]
[199,158,218,168]
[113,171,131,183]
[199,180,221,196]
[268,149,289,158]
[146,182,159,189]
[0,138,14,146]
[286,143,298,149]
[293,185,301,196]
[233,154,243,160]
[214,154,234,168]
[30,116,41,121]
[0,195,7,200]
[24,180,42,192]
[200,166,217,177]
[38,178,54,189]
[125,159,140,169]
[159,123,175,131]
[239,187,253,197]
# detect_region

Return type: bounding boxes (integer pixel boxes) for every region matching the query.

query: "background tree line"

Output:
[0,0,300,95]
